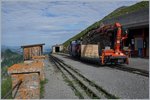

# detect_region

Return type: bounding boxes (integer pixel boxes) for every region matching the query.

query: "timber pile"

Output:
[82,31,111,50]
[82,23,114,50]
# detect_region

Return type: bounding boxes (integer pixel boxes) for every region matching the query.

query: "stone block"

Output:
[8,60,45,99]
[11,73,40,99]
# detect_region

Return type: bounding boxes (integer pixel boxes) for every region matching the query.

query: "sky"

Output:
[1,0,140,48]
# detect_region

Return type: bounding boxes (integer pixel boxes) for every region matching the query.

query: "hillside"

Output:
[63,1,149,49]
[1,49,23,78]
[1,45,22,53]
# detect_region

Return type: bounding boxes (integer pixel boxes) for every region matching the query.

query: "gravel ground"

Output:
[54,54,149,99]
[127,58,149,71]
[43,56,78,99]
[58,53,149,71]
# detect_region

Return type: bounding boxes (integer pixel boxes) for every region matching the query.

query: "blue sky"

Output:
[1,0,140,48]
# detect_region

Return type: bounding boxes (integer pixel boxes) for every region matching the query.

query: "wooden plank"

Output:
[81,44,99,58]
[23,46,42,60]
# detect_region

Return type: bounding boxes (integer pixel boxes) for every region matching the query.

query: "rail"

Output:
[50,54,118,99]
[57,53,149,77]
[108,65,149,77]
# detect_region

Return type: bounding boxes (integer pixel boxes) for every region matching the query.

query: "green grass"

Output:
[63,1,149,49]
[40,79,48,98]
[104,1,149,20]
[1,76,12,99]
[62,73,84,99]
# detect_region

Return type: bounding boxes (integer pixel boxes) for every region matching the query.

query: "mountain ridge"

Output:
[63,1,149,49]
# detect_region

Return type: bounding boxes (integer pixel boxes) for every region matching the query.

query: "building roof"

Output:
[21,43,45,48]
[52,44,63,47]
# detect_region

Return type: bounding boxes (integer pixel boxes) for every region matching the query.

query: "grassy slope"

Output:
[63,1,149,48]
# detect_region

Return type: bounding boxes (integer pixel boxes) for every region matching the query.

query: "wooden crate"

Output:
[81,44,99,58]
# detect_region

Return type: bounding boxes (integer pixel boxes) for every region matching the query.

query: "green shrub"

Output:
[1,76,12,99]
[40,79,48,98]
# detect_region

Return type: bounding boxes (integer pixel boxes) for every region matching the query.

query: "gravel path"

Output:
[127,58,149,71]
[54,54,149,99]
[43,56,78,99]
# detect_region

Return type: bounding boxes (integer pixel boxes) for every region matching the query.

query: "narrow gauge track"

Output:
[57,53,149,77]
[108,65,149,77]
[49,54,118,99]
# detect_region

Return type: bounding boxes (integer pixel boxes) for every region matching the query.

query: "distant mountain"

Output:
[1,49,23,78]
[1,49,17,58]
[43,48,51,54]
[1,45,9,52]
[1,49,23,66]
[1,45,22,54]
[2,45,51,55]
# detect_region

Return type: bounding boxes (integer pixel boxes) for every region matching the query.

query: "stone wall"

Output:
[8,56,45,99]
[11,73,40,99]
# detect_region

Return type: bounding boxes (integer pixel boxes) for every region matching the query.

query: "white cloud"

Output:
[1,0,139,46]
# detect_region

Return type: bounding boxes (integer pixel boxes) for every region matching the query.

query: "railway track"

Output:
[56,53,149,77]
[108,65,149,77]
[49,54,118,99]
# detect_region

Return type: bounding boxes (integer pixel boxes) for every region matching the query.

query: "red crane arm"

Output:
[114,22,122,52]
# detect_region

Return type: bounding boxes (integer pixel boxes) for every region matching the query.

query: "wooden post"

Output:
[142,29,145,57]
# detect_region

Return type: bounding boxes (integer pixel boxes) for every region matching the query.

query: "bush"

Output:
[1,76,12,99]
[40,79,48,98]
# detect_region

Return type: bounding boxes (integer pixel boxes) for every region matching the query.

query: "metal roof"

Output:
[52,44,63,47]
[21,43,45,48]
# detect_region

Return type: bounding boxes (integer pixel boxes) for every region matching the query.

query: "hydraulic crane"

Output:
[100,22,129,65]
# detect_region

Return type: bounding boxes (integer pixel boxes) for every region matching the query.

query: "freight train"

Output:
[68,22,129,65]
